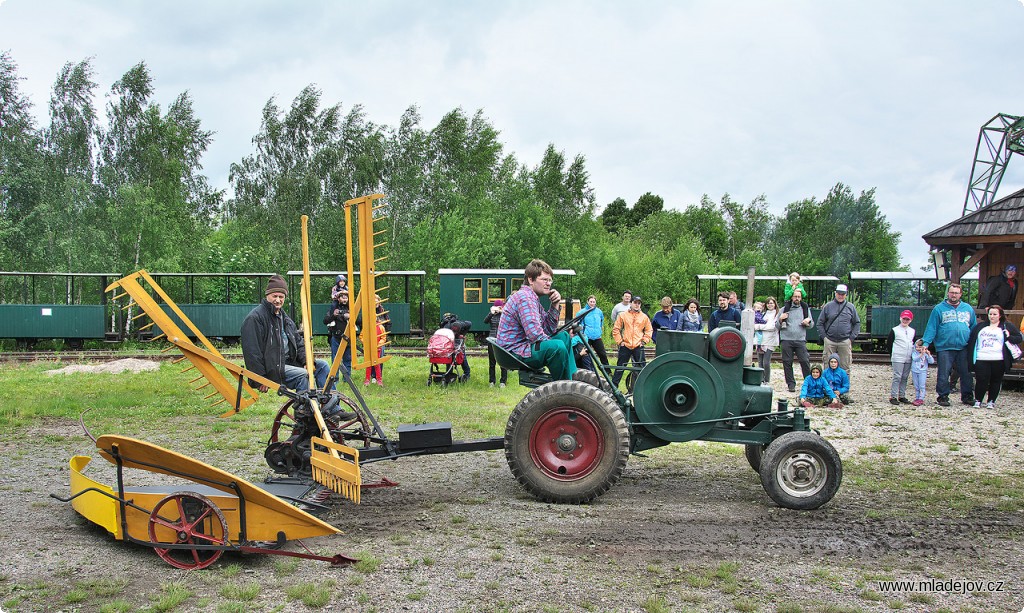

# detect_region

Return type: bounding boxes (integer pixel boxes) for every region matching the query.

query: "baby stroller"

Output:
[427,314,471,386]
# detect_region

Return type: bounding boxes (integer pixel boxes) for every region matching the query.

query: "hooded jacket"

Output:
[920,300,976,352]
[822,353,850,395]
[800,372,836,400]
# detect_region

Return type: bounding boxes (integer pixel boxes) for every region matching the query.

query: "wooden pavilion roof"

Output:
[923,187,1024,245]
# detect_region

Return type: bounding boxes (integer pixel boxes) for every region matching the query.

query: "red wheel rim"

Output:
[148,493,229,570]
[529,408,605,481]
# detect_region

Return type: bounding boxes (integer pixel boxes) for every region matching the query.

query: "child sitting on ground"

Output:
[910,343,934,406]
[799,364,841,408]
[822,353,853,404]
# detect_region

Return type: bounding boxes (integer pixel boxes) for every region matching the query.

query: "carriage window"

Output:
[463,278,482,303]
[487,278,506,302]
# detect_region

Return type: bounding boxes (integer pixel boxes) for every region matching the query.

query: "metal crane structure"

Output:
[962,112,1024,215]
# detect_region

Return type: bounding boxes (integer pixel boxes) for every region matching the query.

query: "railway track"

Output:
[0,347,898,365]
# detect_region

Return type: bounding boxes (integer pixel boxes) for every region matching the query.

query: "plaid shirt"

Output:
[496,284,559,358]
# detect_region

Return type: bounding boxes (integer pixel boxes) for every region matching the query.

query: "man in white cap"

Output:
[816,283,860,375]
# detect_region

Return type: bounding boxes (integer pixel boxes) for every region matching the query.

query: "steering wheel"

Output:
[554,305,590,336]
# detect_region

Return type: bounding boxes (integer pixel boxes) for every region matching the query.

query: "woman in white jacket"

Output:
[755,297,781,384]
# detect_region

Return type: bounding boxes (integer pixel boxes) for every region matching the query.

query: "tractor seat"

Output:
[486,338,552,388]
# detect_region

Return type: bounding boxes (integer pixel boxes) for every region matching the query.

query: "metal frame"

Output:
[963,113,1024,214]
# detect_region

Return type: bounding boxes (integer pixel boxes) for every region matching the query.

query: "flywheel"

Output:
[632,352,726,442]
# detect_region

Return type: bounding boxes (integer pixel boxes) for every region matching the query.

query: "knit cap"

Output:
[265,274,288,296]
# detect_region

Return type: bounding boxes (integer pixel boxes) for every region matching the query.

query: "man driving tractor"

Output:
[496,259,577,381]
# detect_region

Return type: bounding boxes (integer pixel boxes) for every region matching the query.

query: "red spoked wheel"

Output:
[505,380,630,504]
[269,393,371,448]
[529,408,605,481]
[268,398,301,444]
[148,492,230,570]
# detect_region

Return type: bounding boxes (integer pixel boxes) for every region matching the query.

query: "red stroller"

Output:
[427,315,471,386]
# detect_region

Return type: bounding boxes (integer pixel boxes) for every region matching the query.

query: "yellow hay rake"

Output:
[103,194,392,504]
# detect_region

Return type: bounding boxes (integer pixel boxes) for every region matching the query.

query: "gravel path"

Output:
[2,363,1022,612]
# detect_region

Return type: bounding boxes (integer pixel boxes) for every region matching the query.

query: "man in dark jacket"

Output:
[980,265,1017,309]
[241,274,328,392]
[708,292,741,331]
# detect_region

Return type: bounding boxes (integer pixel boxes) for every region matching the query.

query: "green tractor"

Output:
[491,314,842,510]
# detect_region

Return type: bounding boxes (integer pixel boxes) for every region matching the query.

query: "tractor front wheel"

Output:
[505,380,630,504]
[759,431,842,510]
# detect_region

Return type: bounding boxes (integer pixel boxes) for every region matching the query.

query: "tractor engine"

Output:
[631,326,772,451]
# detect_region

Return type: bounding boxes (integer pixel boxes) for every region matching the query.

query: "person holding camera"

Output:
[324,287,351,374]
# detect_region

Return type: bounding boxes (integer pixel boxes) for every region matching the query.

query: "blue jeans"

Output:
[284,359,330,392]
[936,348,972,401]
[612,345,646,389]
[329,335,352,374]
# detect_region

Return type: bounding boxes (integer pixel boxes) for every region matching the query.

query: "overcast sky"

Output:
[2,0,1023,270]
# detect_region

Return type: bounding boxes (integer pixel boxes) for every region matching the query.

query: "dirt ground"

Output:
[2,364,1023,612]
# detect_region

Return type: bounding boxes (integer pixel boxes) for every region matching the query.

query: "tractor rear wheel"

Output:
[744,444,765,472]
[505,380,630,504]
[759,431,842,510]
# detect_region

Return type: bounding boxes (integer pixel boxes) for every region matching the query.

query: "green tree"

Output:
[41,59,103,272]
[630,192,664,226]
[531,144,595,221]
[599,197,629,234]
[679,197,729,259]
[766,183,902,275]
[0,52,45,269]
[229,86,346,272]
[98,62,218,272]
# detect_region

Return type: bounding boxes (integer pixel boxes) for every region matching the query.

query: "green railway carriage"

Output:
[0,270,425,346]
[0,272,120,348]
[438,268,576,334]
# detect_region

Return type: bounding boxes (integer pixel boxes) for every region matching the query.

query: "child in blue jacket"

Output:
[800,365,841,408]
[822,353,853,405]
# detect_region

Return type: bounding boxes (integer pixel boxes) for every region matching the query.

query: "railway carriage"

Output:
[438,268,577,336]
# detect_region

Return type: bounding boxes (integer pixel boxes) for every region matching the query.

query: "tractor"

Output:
[491,311,842,510]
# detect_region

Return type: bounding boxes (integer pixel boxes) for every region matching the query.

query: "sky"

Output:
[2,0,1023,270]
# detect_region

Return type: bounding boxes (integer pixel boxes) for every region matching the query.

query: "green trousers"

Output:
[521,331,577,381]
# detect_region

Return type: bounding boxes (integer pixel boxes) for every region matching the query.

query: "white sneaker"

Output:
[973,401,981,408]
[500,382,506,388]
[986,401,995,409]
[490,383,495,388]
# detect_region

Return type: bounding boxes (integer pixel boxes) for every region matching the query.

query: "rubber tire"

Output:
[744,443,765,472]
[505,380,630,504]
[759,431,842,510]
[572,368,613,395]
